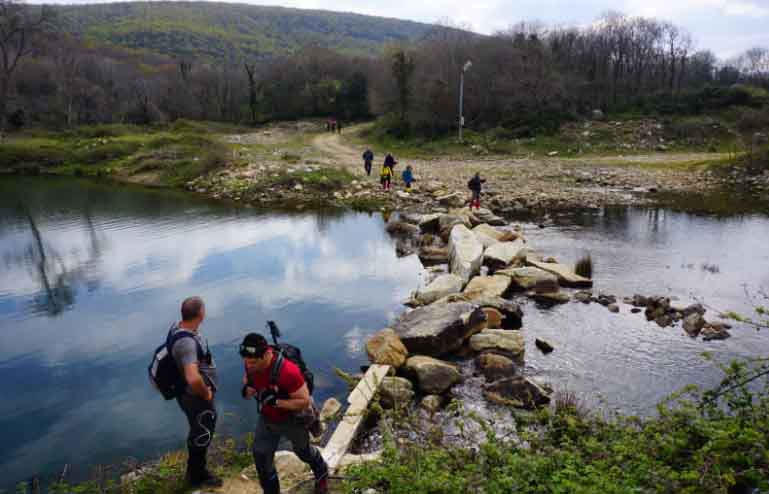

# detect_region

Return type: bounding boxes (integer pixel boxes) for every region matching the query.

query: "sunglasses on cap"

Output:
[239,344,267,358]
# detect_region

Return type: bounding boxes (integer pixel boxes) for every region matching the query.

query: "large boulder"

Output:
[366,328,409,369]
[469,329,525,359]
[476,352,516,381]
[449,225,483,283]
[393,302,487,356]
[403,356,461,394]
[469,295,524,329]
[419,213,442,234]
[484,241,526,271]
[474,231,500,249]
[379,376,415,409]
[499,266,559,292]
[473,223,506,242]
[463,275,513,300]
[419,246,449,266]
[415,274,465,305]
[484,376,551,409]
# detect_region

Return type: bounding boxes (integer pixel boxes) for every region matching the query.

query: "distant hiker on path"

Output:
[241,332,329,494]
[402,165,415,191]
[337,121,343,134]
[380,162,393,191]
[362,149,374,176]
[172,297,221,487]
[468,172,486,210]
[384,153,397,171]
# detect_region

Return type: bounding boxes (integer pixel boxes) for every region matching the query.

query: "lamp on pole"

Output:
[458,60,472,142]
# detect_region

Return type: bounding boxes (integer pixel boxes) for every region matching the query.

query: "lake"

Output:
[1,176,768,489]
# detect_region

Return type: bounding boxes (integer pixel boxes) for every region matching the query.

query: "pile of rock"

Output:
[624,294,731,340]
[365,209,583,414]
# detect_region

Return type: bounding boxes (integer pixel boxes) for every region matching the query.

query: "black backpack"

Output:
[148,326,204,400]
[270,343,315,395]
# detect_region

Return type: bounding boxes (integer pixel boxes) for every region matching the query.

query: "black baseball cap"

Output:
[239,333,269,358]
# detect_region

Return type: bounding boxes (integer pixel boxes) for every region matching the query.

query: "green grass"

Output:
[0,124,229,187]
[264,167,356,192]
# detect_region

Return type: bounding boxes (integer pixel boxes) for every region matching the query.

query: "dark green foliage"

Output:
[345,358,769,494]
[53,2,435,61]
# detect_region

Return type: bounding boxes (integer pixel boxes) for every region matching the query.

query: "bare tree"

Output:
[0,0,53,130]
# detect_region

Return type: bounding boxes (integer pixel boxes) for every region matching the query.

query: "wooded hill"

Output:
[53,1,436,60]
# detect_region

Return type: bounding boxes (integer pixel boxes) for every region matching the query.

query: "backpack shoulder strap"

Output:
[167,327,204,360]
[269,350,285,387]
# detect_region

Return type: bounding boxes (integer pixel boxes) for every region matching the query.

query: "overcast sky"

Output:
[40,0,769,59]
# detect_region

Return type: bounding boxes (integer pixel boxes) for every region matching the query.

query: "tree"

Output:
[390,47,415,121]
[244,62,258,125]
[0,0,53,131]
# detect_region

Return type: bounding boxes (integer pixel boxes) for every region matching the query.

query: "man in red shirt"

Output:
[240,333,329,494]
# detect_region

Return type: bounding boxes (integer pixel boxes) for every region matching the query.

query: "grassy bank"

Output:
[351,110,755,162]
[346,358,769,494]
[0,121,241,187]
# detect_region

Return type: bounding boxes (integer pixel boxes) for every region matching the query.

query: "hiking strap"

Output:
[167,325,205,361]
[269,351,285,387]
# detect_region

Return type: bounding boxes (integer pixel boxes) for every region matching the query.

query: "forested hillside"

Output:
[54,1,436,60]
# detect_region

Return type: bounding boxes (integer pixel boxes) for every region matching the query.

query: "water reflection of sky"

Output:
[0,177,423,488]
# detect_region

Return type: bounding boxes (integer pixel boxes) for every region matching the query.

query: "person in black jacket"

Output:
[362,149,374,176]
[467,172,486,210]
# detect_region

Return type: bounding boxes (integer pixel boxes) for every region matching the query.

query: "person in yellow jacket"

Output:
[380,163,393,191]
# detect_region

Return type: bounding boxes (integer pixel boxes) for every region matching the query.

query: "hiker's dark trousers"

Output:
[252,414,328,494]
[177,393,217,480]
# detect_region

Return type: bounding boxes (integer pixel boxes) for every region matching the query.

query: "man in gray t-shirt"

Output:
[170,296,222,488]
[172,329,218,395]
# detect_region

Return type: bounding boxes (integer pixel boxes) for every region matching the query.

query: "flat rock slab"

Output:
[473,223,506,241]
[484,241,526,270]
[527,259,593,288]
[415,273,465,305]
[498,266,558,291]
[393,301,487,356]
[469,329,525,358]
[484,376,551,409]
[463,275,512,299]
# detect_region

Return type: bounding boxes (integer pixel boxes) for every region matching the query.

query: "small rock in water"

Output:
[535,338,554,354]
[683,313,706,337]
[573,291,592,304]
[607,303,620,313]
[701,324,731,341]
[631,308,642,314]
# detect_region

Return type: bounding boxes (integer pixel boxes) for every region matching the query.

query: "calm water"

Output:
[0,177,422,488]
[2,177,769,489]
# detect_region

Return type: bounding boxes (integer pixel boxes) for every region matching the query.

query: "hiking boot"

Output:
[315,477,329,494]
[187,470,223,488]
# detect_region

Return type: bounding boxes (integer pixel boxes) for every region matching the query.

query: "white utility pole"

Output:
[458,60,472,142]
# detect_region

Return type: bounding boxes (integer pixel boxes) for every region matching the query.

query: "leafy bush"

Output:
[345,358,769,494]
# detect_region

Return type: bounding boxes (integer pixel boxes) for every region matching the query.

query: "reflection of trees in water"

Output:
[314,208,346,235]
[5,203,105,316]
